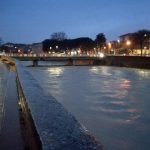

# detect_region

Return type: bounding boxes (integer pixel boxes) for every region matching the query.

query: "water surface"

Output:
[26,65,150,150]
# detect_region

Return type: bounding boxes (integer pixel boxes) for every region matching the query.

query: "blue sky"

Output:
[0,0,150,44]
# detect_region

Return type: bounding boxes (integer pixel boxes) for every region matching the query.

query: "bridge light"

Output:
[98,52,104,58]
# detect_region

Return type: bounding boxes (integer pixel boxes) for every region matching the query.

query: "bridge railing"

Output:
[5,53,104,58]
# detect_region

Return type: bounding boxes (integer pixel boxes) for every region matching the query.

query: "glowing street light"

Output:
[108,42,112,49]
[126,40,131,46]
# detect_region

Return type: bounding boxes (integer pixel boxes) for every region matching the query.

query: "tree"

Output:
[42,39,59,53]
[133,29,150,56]
[51,32,67,41]
[95,33,106,50]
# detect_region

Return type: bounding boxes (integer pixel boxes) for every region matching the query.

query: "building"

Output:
[119,32,150,55]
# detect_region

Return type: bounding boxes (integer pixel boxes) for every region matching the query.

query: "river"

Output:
[23,62,150,150]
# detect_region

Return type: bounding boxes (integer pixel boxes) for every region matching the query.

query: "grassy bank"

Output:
[0,56,16,71]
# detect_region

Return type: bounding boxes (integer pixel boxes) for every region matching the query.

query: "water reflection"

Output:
[100,78,131,99]
[47,67,64,76]
[90,66,112,76]
[89,67,141,125]
[136,69,150,78]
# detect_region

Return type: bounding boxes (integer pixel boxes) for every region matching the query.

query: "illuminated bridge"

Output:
[10,54,104,66]
[8,53,150,69]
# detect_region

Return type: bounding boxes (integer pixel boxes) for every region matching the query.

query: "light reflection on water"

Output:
[26,66,150,150]
[47,67,64,76]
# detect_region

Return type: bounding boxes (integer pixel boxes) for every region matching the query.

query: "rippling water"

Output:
[0,62,9,132]
[25,64,150,150]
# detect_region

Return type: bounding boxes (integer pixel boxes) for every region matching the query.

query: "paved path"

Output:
[0,71,24,150]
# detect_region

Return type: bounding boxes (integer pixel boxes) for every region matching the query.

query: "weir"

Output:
[16,61,103,150]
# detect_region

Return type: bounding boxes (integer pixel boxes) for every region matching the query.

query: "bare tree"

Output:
[50,32,67,41]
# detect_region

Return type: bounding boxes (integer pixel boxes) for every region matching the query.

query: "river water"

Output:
[0,62,9,133]
[23,62,150,150]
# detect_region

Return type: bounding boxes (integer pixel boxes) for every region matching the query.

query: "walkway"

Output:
[0,71,24,150]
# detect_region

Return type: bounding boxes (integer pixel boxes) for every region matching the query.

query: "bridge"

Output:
[9,53,104,66]
[6,53,150,69]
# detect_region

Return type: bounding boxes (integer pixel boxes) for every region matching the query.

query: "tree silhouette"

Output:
[51,32,67,41]
[133,29,150,56]
[42,37,95,53]
[95,33,106,50]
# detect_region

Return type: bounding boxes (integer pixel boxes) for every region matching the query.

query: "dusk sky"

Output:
[0,0,150,44]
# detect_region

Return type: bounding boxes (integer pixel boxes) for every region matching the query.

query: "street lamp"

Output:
[126,40,131,46]
[108,42,112,49]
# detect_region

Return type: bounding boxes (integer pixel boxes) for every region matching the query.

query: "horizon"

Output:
[2,28,149,45]
[0,0,150,44]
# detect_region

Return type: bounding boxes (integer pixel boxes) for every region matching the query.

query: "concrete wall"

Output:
[99,56,150,69]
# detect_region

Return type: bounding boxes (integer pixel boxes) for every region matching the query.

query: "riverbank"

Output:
[0,56,16,71]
